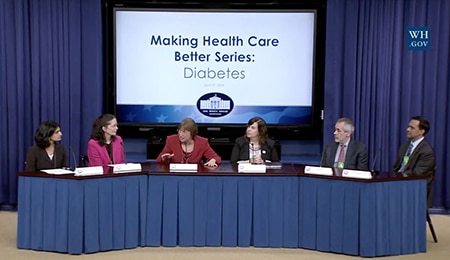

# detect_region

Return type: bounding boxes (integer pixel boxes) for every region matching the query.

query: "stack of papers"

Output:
[265,162,282,169]
[237,161,282,170]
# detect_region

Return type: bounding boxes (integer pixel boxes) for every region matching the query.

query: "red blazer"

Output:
[87,135,126,166]
[156,134,221,164]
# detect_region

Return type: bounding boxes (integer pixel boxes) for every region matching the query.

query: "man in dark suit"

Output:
[393,116,435,208]
[321,118,368,170]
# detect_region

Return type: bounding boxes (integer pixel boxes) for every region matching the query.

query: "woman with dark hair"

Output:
[87,114,126,166]
[230,117,279,164]
[157,117,221,167]
[25,121,68,172]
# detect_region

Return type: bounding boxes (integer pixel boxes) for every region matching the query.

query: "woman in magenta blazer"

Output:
[157,118,221,167]
[87,114,126,166]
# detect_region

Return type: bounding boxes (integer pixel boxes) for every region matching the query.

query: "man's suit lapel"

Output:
[407,140,424,167]
[329,142,339,166]
[400,142,409,155]
[344,139,353,167]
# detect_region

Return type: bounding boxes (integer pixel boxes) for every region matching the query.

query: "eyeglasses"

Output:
[178,129,190,134]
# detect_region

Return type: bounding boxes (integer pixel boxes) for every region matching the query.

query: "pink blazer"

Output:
[156,134,221,164]
[87,135,126,166]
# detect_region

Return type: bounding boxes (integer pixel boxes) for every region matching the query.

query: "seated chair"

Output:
[426,168,438,243]
[427,211,438,243]
[81,155,89,167]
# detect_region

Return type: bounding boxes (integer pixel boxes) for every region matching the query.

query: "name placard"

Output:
[41,168,74,175]
[342,169,373,179]
[238,164,266,173]
[304,166,333,176]
[74,166,104,176]
[169,163,198,172]
[111,163,142,173]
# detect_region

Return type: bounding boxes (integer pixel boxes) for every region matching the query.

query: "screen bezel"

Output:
[103,0,326,139]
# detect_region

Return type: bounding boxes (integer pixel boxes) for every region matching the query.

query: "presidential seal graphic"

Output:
[196,92,234,118]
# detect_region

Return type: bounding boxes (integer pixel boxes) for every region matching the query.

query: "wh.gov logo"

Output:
[406,27,430,51]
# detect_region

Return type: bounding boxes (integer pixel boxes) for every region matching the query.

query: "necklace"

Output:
[46,145,55,156]
[182,142,193,163]
[249,141,260,150]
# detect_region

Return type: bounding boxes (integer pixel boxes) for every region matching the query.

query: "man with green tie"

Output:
[393,116,436,207]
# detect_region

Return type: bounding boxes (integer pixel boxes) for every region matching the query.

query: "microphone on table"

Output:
[319,148,326,167]
[69,146,78,172]
[370,148,381,175]
[250,143,254,163]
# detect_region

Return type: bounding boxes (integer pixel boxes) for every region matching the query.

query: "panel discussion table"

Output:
[16,162,427,257]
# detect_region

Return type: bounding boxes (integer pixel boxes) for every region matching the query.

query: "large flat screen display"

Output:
[112,7,321,128]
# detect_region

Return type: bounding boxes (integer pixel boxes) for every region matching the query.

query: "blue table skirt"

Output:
[17,175,426,256]
[17,175,147,254]
[144,175,426,257]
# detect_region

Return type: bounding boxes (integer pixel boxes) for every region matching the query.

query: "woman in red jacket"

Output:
[157,118,221,167]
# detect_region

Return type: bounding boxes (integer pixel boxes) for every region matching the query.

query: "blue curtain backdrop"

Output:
[324,0,450,210]
[1,0,449,210]
[0,0,102,207]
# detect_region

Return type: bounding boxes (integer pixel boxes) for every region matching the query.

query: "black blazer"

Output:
[25,143,68,172]
[392,139,435,208]
[321,139,368,170]
[230,136,279,163]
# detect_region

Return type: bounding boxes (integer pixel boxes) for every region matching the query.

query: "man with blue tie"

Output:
[321,117,368,170]
[393,116,436,207]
